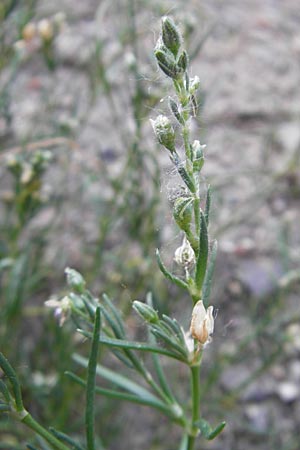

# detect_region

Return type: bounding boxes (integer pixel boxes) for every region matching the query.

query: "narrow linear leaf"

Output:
[202,240,218,308]
[66,371,174,418]
[204,185,211,226]
[0,379,11,403]
[177,165,196,193]
[73,354,164,402]
[49,428,84,450]
[195,211,208,292]
[0,404,11,412]
[156,249,188,290]
[0,353,23,412]
[99,304,122,339]
[196,418,226,440]
[86,307,101,450]
[150,327,187,359]
[77,330,181,360]
[102,293,125,336]
[148,331,175,402]
[161,315,186,346]
[207,421,226,440]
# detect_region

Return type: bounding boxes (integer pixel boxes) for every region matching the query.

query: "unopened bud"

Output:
[161,16,182,57]
[65,267,86,294]
[38,19,53,41]
[21,163,34,184]
[192,140,206,172]
[189,76,200,94]
[173,197,193,232]
[22,22,36,41]
[177,50,188,72]
[133,301,159,324]
[151,115,176,152]
[155,49,180,79]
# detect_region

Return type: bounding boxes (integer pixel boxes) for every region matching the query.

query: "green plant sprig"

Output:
[152,17,216,306]
[152,16,225,449]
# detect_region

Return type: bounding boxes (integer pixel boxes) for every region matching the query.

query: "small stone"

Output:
[277,382,300,403]
[289,361,300,382]
[243,379,275,402]
[244,404,270,433]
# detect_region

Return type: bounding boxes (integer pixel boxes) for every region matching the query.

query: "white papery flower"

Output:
[190,300,214,346]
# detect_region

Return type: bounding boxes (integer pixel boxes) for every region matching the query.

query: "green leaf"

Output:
[150,326,187,359]
[161,315,186,346]
[102,293,125,337]
[196,418,226,440]
[73,354,164,403]
[177,165,196,193]
[0,379,11,403]
[0,353,23,412]
[85,307,101,450]
[204,186,211,226]
[195,211,208,293]
[156,249,188,290]
[49,428,84,450]
[0,404,11,412]
[77,329,182,360]
[202,240,218,308]
[66,371,174,419]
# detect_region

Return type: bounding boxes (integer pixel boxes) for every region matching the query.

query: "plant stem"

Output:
[187,365,201,450]
[193,196,200,238]
[86,307,101,450]
[21,412,69,450]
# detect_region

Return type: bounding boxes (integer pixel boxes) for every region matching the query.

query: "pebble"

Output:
[277,381,300,403]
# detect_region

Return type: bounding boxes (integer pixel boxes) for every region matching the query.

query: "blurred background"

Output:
[0,0,300,449]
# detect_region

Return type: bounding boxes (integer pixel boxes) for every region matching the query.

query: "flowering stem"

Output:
[187,364,201,450]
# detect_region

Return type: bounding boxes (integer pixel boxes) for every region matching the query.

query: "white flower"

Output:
[174,235,195,267]
[183,329,195,354]
[45,296,72,326]
[190,300,214,346]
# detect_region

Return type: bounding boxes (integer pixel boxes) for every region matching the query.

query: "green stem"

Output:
[86,307,101,450]
[183,125,192,161]
[21,412,69,450]
[187,365,201,450]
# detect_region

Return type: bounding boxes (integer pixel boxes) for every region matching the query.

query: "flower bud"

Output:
[151,115,176,152]
[20,163,34,184]
[154,49,179,79]
[133,301,159,324]
[192,140,206,172]
[173,197,192,232]
[38,19,53,41]
[177,50,188,72]
[161,16,182,57]
[189,76,200,94]
[174,235,195,267]
[22,22,36,42]
[65,267,86,294]
[190,300,214,345]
